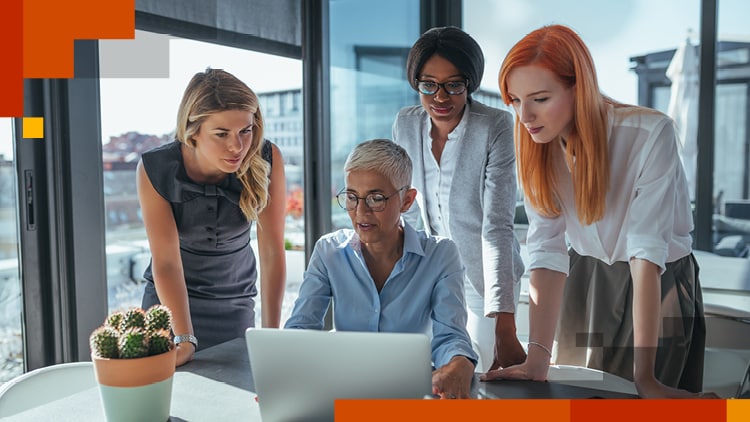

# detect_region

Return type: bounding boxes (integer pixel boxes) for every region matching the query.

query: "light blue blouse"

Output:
[284,221,478,368]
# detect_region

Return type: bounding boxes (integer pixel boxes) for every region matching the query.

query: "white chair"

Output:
[0,361,96,417]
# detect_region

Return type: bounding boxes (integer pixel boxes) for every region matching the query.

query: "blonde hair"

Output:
[176,68,270,221]
[499,24,611,225]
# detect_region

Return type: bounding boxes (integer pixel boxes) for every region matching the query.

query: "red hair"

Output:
[499,25,612,225]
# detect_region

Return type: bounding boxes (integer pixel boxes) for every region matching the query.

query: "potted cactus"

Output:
[89,305,177,422]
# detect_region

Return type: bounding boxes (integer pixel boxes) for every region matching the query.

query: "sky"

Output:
[1,0,749,159]
[97,35,303,142]
[0,119,11,159]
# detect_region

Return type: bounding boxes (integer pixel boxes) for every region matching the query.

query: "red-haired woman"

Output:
[481,24,715,398]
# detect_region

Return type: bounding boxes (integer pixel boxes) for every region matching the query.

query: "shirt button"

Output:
[206,227,214,232]
[207,238,213,242]
[207,206,214,211]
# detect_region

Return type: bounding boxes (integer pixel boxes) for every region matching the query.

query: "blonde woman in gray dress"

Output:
[137,68,287,366]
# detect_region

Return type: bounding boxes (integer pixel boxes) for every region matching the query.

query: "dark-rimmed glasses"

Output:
[415,79,468,96]
[336,186,407,212]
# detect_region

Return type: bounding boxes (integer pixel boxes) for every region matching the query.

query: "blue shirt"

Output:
[284,221,478,368]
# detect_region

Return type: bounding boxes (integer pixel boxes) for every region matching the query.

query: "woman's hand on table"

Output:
[480,357,548,383]
[176,342,196,367]
[431,355,474,399]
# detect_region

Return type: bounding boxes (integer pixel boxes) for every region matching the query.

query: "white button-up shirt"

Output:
[525,105,693,275]
[421,103,470,238]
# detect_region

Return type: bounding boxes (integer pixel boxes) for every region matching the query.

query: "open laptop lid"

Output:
[246,328,432,422]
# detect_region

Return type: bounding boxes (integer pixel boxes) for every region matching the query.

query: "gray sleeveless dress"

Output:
[140,140,272,350]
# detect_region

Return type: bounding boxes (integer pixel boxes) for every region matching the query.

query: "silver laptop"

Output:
[245,328,432,422]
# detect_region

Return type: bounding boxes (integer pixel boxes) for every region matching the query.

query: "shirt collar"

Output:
[424,102,471,142]
[338,218,425,257]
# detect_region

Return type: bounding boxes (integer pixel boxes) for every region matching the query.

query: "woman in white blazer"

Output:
[392,26,525,373]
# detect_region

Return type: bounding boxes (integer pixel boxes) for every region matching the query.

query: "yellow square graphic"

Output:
[728,398,750,422]
[23,117,44,139]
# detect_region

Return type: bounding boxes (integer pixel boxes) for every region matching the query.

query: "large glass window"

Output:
[99,30,304,326]
[329,0,421,229]
[466,0,750,243]
[464,0,702,233]
[0,118,22,382]
[465,0,700,107]
[717,0,750,217]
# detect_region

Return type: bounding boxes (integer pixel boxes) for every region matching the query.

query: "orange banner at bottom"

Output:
[335,399,568,421]
[335,399,737,421]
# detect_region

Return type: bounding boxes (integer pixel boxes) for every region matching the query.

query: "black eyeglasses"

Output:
[336,186,407,212]
[415,79,468,96]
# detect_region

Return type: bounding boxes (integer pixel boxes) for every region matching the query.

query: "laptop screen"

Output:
[246,328,433,422]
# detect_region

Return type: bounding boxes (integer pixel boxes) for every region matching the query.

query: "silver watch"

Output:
[173,334,198,349]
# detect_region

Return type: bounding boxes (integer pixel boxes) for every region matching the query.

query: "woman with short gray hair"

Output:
[286,139,477,399]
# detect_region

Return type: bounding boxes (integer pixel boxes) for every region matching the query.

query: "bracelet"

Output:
[173,334,198,349]
[528,341,552,357]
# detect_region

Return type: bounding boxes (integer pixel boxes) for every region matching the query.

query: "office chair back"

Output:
[0,361,96,417]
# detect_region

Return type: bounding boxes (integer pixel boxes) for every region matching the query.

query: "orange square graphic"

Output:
[23,117,44,139]
[728,399,750,422]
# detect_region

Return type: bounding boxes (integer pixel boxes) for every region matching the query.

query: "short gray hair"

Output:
[344,139,412,190]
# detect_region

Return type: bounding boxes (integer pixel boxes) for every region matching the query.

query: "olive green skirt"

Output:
[554,249,705,392]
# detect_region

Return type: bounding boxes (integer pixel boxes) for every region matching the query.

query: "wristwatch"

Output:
[173,334,198,349]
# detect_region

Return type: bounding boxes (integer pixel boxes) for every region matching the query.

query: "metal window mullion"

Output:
[420,0,462,34]
[17,78,59,370]
[45,78,73,363]
[303,0,331,329]
[694,0,718,251]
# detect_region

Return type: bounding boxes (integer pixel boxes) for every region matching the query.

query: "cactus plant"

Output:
[90,326,120,358]
[120,307,147,331]
[148,331,172,355]
[105,311,125,331]
[119,328,150,358]
[145,304,172,332]
[90,305,174,359]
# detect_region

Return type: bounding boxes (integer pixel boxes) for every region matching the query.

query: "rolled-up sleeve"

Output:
[626,121,677,273]
[525,197,570,275]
